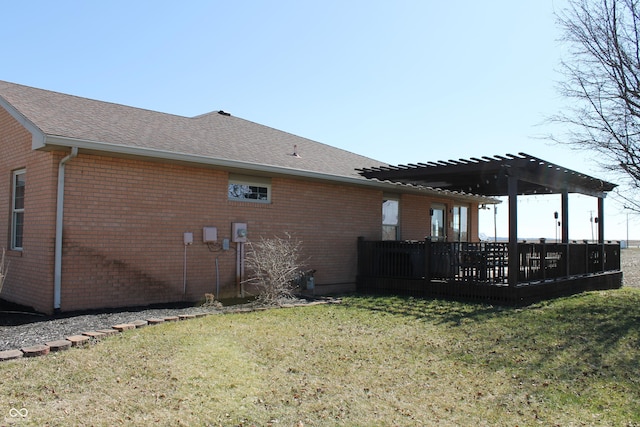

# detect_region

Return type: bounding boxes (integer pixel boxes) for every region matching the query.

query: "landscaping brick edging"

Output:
[0,298,341,362]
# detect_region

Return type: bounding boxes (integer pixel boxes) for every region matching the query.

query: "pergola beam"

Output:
[358,153,616,198]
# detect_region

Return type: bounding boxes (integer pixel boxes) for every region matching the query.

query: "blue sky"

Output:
[2,1,636,240]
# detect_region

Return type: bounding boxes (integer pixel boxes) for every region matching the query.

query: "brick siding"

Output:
[0,107,57,311]
[58,154,386,311]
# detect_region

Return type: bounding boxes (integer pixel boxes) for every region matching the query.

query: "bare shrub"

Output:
[202,293,223,308]
[0,248,7,295]
[244,234,306,306]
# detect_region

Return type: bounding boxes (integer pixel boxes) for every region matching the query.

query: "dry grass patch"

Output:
[0,290,639,426]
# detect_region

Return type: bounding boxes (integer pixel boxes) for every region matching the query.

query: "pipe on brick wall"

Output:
[54,147,78,312]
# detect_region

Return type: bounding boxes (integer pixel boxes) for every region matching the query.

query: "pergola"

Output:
[357,152,618,287]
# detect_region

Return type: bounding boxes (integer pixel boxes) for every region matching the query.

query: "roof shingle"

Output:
[0,80,385,179]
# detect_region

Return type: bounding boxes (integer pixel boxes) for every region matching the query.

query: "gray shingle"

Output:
[0,80,386,178]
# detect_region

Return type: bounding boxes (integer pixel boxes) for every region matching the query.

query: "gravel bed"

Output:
[0,296,319,353]
[621,248,640,288]
[0,304,226,352]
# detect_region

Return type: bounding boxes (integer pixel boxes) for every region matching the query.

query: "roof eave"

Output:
[42,135,496,204]
[0,94,46,149]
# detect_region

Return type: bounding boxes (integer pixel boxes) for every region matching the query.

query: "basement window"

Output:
[11,169,25,250]
[228,174,271,203]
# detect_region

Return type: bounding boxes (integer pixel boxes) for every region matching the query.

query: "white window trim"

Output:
[11,169,25,250]
[228,174,272,203]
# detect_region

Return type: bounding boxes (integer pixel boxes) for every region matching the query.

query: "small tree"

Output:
[244,234,306,306]
[553,0,640,210]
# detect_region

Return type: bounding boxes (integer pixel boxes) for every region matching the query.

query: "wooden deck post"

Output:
[424,237,431,283]
[357,236,365,278]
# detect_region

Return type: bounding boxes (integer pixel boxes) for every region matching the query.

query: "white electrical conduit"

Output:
[183,244,188,296]
[215,257,220,299]
[54,147,78,311]
[236,242,246,297]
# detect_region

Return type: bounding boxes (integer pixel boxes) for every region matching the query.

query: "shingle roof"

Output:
[0,80,385,179]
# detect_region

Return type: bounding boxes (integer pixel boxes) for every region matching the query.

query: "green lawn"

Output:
[1,289,639,426]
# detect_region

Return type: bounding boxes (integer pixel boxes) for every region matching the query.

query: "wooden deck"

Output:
[356,238,622,304]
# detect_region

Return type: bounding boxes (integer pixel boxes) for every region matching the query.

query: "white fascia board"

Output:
[43,135,496,204]
[0,95,46,149]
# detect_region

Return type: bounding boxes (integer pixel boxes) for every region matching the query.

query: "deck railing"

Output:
[517,241,621,282]
[357,238,621,287]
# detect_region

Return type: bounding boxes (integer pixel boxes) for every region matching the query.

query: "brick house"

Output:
[0,81,491,314]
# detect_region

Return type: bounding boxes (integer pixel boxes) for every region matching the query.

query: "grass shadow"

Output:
[343,293,511,325]
[343,290,640,387]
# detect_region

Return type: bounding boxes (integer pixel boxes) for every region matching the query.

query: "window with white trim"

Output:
[228,174,271,203]
[382,196,399,240]
[11,169,26,250]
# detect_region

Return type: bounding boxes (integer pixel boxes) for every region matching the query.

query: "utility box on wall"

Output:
[203,227,218,242]
[232,222,247,242]
[183,232,193,245]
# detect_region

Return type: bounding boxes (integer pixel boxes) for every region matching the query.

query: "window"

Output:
[382,196,399,240]
[228,174,271,203]
[11,169,25,250]
[430,204,446,242]
[453,205,469,242]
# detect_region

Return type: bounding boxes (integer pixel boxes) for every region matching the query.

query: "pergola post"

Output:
[598,197,605,244]
[561,191,569,244]
[562,191,570,276]
[508,175,518,287]
[598,197,605,272]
